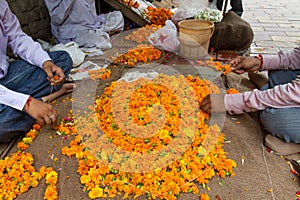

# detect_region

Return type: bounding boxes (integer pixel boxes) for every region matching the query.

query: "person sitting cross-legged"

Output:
[201,46,300,155]
[44,0,125,50]
[0,0,74,142]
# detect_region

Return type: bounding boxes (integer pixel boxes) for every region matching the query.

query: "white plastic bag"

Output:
[172,0,209,21]
[119,71,159,82]
[50,42,86,67]
[148,20,180,52]
[69,61,105,81]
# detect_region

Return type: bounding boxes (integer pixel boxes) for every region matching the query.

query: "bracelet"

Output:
[254,54,263,72]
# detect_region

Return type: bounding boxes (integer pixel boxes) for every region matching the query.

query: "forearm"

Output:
[0,85,29,111]
[225,77,300,114]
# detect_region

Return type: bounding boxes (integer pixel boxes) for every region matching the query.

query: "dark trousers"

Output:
[215,0,243,17]
[0,51,72,142]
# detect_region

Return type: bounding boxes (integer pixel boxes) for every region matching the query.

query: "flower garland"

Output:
[125,24,163,43]
[197,57,231,75]
[60,73,236,200]
[114,44,162,67]
[0,124,59,200]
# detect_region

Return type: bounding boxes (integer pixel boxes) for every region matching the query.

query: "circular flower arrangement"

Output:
[61,67,237,199]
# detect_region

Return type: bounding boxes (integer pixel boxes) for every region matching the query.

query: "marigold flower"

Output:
[88,185,104,199]
[227,88,239,94]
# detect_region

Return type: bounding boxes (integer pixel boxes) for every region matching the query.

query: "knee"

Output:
[260,109,300,143]
[57,50,73,67]
[49,50,73,73]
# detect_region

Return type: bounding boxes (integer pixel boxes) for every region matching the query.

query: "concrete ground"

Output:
[242,0,300,53]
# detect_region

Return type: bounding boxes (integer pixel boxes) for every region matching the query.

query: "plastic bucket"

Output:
[178,19,214,59]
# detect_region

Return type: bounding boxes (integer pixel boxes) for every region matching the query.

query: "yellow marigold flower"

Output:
[80,175,91,184]
[46,171,58,185]
[88,185,104,199]
[22,137,33,144]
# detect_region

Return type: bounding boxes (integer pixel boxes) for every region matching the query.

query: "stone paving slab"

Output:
[242,0,300,51]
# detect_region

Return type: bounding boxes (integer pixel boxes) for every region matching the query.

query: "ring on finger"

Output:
[49,114,54,120]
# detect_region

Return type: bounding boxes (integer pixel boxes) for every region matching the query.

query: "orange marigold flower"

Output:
[17,142,29,151]
[227,88,239,94]
[44,185,58,200]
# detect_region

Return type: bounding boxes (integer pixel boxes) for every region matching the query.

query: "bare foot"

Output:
[42,83,75,102]
[60,82,75,94]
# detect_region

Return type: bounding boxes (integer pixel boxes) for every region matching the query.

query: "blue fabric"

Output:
[0,51,72,142]
[260,70,300,143]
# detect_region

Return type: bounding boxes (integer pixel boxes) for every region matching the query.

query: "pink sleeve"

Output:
[262,46,300,70]
[224,76,300,114]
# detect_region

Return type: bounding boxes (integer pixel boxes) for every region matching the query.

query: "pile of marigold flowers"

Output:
[114,44,162,67]
[144,6,174,25]
[0,124,59,200]
[118,0,139,8]
[59,73,236,200]
[125,24,163,43]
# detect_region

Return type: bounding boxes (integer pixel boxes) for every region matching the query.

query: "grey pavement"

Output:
[241,0,300,54]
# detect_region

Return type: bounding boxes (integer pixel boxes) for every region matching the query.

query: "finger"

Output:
[52,72,66,85]
[37,117,46,127]
[44,114,53,125]
[45,68,54,81]
[229,57,241,65]
[203,106,211,114]
[232,69,245,74]
[52,110,59,124]
[200,97,209,108]
[201,102,211,113]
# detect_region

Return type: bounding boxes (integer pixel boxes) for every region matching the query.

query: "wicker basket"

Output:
[178,19,214,59]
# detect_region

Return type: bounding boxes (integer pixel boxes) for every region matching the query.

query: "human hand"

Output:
[23,97,58,126]
[229,56,261,74]
[200,94,226,114]
[43,60,66,85]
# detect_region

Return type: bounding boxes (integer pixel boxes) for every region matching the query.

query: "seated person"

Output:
[0,0,74,142]
[201,46,300,155]
[44,0,125,50]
